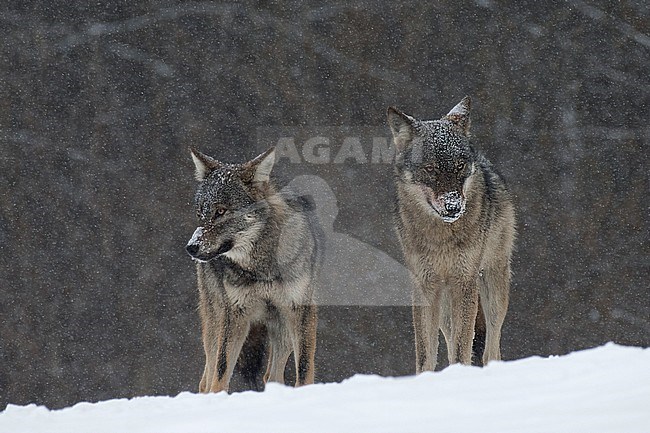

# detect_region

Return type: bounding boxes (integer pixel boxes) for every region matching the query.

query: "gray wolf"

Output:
[186,146,319,392]
[387,97,516,372]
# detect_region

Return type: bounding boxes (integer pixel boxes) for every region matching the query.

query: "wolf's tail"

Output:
[236,324,268,391]
[472,300,486,366]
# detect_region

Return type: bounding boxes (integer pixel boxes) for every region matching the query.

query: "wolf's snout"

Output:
[186,242,200,257]
[215,239,234,255]
[440,191,465,222]
[186,227,205,258]
[445,201,462,214]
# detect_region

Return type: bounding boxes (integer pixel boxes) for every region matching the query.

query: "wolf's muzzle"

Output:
[186,226,235,261]
[444,193,462,214]
[186,226,205,259]
[215,239,234,255]
[439,191,466,223]
[186,242,200,257]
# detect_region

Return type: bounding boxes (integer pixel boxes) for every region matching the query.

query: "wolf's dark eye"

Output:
[424,164,436,173]
[213,206,227,219]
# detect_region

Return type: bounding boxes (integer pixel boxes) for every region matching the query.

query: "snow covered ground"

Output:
[1,343,648,433]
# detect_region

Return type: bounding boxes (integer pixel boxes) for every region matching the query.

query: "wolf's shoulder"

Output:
[471,147,512,213]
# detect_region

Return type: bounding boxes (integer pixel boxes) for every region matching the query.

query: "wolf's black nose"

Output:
[445,203,461,214]
[186,243,199,257]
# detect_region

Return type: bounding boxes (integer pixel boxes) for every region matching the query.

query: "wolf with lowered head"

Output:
[186,147,319,393]
[387,97,515,372]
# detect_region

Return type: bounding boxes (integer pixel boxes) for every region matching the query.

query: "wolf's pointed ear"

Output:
[444,96,471,135]
[387,107,417,152]
[243,147,276,184]
[190,147,221,181]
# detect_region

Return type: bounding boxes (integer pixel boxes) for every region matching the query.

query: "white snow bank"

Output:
[1,343,648,433]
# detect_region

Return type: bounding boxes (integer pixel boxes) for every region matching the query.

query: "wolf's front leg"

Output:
[209,309,251,393]
[479,262,510,365]
[199,296,220,393]
[264,320,292,385]
[449,280,480,365]
[289,304,317,386]
[413,304,439,373]
[412,286,440,373]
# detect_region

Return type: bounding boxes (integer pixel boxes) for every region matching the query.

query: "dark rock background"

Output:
[0,1,648,409]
